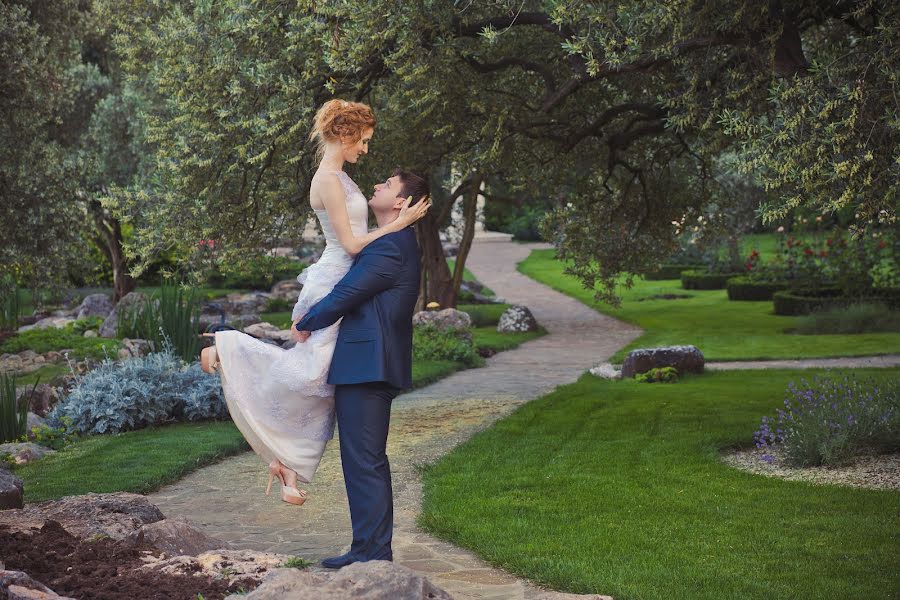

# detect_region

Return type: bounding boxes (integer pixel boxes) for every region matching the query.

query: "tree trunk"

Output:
[416,213,455,309]
[89,199,135,303]
[450,173,482,303]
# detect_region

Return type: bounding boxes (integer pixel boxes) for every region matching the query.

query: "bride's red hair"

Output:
[309,99,376,159]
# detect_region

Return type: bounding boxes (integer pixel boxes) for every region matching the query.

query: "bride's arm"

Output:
[317,173,428,257]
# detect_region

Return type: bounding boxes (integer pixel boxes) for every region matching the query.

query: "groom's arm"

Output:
[295,239,402,333]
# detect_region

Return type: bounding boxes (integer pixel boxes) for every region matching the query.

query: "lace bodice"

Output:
[314,170,370,255]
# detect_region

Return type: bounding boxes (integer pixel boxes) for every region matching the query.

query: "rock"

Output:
[41,351,63,363]
[17,317,75,333]
[496,305,539,333]
[117,338,153,360]
[82,329,97,338]
[0,442,55,465]
[128,517,232,557]
[621,345,705,378]
[281,339,297,350]
[222,292,271,314]
[270,279,303,301]
[0,492,165,538]
[442,243,459,257]
[145,549,293,584]
[0,570,57,597]
[7,584,77,600]
[75,294,113,320]
[100,292,150,338]
[19,383,59,417]
[244,322,293,343]
[0,469,24,509]
[25,412,46,437]
[412,308,472,332]
[0,350,46,375]
[228,561,452,600]
[589,363,621,380]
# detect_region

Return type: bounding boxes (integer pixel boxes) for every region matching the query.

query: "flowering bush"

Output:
[753,374,900,467]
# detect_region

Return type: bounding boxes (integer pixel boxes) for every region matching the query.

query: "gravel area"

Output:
[722,447,900,491]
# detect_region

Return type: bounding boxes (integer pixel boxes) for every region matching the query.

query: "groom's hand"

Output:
[291,318,311,343]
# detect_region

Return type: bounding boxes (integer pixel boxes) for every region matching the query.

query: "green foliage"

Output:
[0,327,119,361]
[278,557,314,570]
[680,269,741,290]
[208,257,305,290]
[264,297,293,313]
[793,303,900,335]
[29,416,79,451]
[0,373,30,443]
[118,280,201,362]
[0,276,21,331]
[725,276,787,301]
[457,303,510,327]
[48,349,226,435]
[413,326,482,368]
[634,366,679,383]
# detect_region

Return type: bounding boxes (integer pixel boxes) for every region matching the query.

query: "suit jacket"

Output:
[295,226,421,389]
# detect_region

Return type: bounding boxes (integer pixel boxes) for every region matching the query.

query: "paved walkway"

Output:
[150,240,641,599]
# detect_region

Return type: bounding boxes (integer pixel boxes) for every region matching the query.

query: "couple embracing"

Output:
[200,99,432,568]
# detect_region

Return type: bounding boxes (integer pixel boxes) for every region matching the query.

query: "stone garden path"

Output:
[149,239,899,599]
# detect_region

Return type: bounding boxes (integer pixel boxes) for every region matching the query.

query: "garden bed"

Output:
[0,519,256,599]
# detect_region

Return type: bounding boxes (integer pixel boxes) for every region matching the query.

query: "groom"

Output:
[293,168,428,568]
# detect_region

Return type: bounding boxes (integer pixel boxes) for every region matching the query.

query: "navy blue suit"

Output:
[295,226,420,561]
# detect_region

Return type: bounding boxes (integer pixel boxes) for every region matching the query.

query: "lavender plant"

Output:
[754,374,899,467]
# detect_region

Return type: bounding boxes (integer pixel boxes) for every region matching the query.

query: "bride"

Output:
[200,99,429,505]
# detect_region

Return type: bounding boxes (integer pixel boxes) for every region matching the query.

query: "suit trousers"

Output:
[334,381,400,561]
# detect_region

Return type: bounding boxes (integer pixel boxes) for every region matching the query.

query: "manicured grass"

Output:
[457,303,509,327]
[519,249,900,362]
[420,368,900,600]
[260,311,292,329]
[16,421,248,503]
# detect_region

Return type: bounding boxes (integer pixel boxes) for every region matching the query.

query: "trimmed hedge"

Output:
[726,276,788,301]
[681,269,743,290]
[645,263,705,281]
[773,287,900,316]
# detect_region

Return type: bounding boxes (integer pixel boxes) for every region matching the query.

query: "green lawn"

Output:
[420,368,900,600]
[519,249,900,362]
[16,421,248,503]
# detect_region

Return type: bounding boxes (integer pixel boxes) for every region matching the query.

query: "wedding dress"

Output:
[213,170,369,483]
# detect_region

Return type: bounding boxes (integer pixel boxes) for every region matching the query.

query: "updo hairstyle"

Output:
[309,99,376,159]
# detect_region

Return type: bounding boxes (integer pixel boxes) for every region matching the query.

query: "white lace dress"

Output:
[213,170,369,483]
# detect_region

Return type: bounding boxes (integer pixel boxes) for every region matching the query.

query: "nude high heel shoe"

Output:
[266,460,308,506]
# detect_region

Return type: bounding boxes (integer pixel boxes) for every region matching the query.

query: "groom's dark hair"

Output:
[392,168,429,206]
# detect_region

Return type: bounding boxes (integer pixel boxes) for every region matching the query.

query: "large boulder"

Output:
[0,469,24,509]
[0,442,56,465]
[17,316,75,333]
[99,292,150,338]
[75,293,113,320]
[412,308,472,332]
[270,279,303,301]
[227,560,452,600]
[496,305,539,333]
[621,345,705,378]
[127,517,232,557]
[117,338,153,360]
[0,492,164,538]
[244,322,293,343]
[144,549,292,585]
[222,292,271,314]
[22,384,60,417]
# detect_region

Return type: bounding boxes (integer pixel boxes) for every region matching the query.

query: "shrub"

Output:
[507,206,548,242]
[0,373,30,443]
[773,287,900,316]
[0,327,119,360]
[793,303,900,334]
[118,280,201,362]
[47,349,226,435]
[644,263,705,280]
[413,325,482,367]
[634,367,679,383]
[0,277,20,331]
[29,416,79,450]
[265,297,293,313]
[209,257,305,289]
[680,269,741,290]
[754,374,900,467]
[726,276,788,301]
[69,316,104,335]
